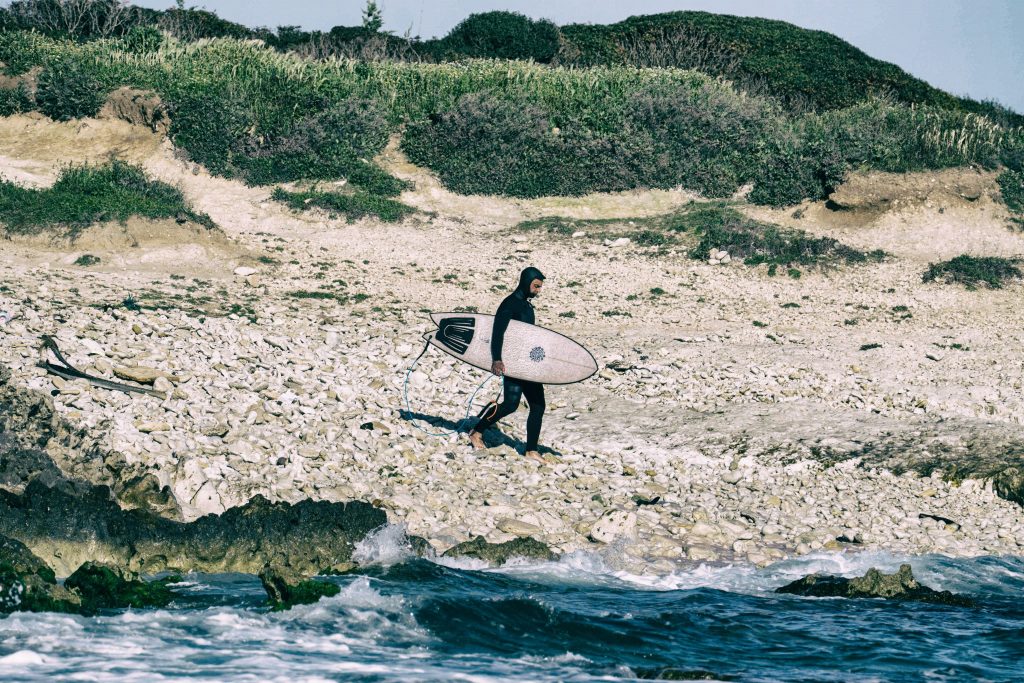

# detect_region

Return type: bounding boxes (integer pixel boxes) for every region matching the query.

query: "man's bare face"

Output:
[529,278,543,297]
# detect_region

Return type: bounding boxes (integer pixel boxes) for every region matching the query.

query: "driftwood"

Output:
[37,335,167,399]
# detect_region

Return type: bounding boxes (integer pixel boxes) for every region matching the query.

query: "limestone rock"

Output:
[496,518,542,537]
[589,509,637,543]
[113,366,165,385]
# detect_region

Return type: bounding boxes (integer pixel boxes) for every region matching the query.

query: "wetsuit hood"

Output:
[516,266,545,298]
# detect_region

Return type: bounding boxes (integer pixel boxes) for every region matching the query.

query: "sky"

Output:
[129,0,1024,113]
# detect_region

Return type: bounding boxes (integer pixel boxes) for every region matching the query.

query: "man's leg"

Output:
[521,381,545,461]
[469,377,522,448]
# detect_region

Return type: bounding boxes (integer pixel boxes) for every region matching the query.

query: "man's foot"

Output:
[469,431,485,449]
[524,450,544,463]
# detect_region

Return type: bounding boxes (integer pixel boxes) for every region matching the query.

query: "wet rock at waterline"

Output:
[259,564,341,610]
[0,479,385,577]
[0,534,80,614]
[442,535,556,566]
[63,562,178,613]
[775,564,975,606]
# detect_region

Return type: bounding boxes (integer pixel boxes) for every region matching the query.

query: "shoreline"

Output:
[1,117,1023,575]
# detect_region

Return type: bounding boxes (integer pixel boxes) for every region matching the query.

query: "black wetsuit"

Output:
[474,267,546,452]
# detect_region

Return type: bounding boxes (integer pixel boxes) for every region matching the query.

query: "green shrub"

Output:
[0,160,213,236]
[997,170,1024,214]
[0,82,36,116]
[35,57,105,120]
[749,137,847,206]
[403,92,649,197]
[922,255,1022,289]
[440,12,560,63]
[624,81,778,197]
[232,99,395,187]
[680,204,883,268]
[271,187,414,222]
[119,25,163,53]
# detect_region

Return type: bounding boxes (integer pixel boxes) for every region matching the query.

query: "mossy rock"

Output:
[0,535,80,614]
[259,564,340,610]
[776,564,975,607]
[442,535,555,566]
[64,562,176,613]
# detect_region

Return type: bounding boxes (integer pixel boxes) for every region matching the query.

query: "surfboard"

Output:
[427,312,598,385]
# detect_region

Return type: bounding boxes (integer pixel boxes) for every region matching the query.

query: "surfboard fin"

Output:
[436,317,475,354]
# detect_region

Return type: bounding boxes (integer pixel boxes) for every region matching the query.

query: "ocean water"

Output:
[1,530,1023,682]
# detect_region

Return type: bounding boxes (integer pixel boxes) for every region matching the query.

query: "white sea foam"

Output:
[480,548,1024,597]
[352,523,416,566]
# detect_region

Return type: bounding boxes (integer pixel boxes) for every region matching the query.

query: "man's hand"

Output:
[491,361,505,376]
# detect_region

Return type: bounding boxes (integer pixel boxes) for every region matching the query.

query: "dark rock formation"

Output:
[775,564,975,606]
[0,479,386,577]
[635,668,735,681]
[0,534,80,614]
[259,564,340,610]
[442,535,555,566]
[64,562,176,613]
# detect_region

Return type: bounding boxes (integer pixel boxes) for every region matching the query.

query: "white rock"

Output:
[589,509,637,543]
[497,518,543,537]
[233,266,258,277]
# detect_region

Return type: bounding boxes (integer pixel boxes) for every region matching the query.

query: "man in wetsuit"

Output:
[468,266,547,463]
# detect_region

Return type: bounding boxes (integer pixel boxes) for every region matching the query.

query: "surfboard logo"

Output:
[529,346,546,362]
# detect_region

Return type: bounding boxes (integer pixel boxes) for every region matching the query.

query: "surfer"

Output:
[468,266,547,463]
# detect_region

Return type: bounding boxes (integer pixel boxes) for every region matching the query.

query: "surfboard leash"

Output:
[402,338,499,438]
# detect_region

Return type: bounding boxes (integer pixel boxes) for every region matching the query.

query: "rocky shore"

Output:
[1,115,1023,583]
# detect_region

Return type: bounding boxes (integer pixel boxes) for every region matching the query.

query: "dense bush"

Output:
[438,12,560,63]
[812,99,1007,172]
[922,255,1022,289]
[749,138,847,206]
[35,56,105,120]
[0,160,212,236]
[998,170,1024,214]
[402,92,653,197]
[230,99,394,186]
[2,0,142,40]
[0,83,36,116]
[403,81,780,198]
[625,82,778,196]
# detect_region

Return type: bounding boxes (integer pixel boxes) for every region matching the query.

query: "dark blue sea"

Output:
[1,531,1022,682]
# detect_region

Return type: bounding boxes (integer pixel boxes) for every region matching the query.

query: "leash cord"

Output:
[402,339,500,438]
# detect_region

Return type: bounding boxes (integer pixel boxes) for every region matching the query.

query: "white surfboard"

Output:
[427,312,598,385]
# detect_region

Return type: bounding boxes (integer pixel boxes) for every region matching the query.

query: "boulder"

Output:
[258,564,340,610]
[775,564,975,606]
[99,87,170,135]
[442,535,555,566]
[64,562,176,613]
[0,535,79,614]
[589,509,637,543]
[0,479,387,577]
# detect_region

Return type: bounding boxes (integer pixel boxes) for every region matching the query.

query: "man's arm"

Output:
[491,298,515,362]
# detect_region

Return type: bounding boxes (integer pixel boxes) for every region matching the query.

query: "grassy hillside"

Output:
[0,10,1021,208]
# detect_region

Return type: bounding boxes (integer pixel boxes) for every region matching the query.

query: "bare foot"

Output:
[469,431,485,449]
[524,450,544,463]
